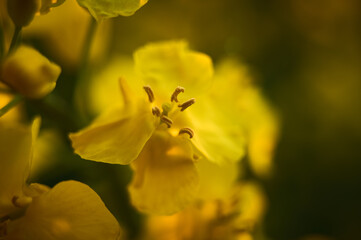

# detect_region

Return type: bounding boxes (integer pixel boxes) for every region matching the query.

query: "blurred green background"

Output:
[22,0,361,239]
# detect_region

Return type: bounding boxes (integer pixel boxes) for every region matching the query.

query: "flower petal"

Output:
[196,159,239,200]
[7,180,122,240]
[128,130,199,215]
[70,97,156,165]
[0,118,40,217]
[134,41,214,100]
[188,99,246,165]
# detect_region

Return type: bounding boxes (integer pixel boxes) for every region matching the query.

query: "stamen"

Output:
[178,98,195,111]
[12,196,32,208]
[160,115,173,128]
[171,86,185,102]
[179,127,194,138]
[152,106,161,117]
[143,85,154,103]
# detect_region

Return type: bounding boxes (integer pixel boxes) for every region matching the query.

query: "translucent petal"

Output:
[134,41,214,100]
[211,59,279,176]
[233,182,266,227]
[128,131,199,215]
[76,0,148,20]
[196,159,239,200]
[187,99,246,165]
[69,98,156,165]
[0,118,40,218]
[7,180,122,240]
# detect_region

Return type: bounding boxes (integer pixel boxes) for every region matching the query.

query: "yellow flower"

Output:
[70,41,246,214]
[76,0,148,20]
[1,45,61,99]
[0,119,122,239]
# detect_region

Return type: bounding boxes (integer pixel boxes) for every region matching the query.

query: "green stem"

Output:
[79,17,97,75]
[0,94,23,117]
[75,17,98,124]
[8,26,22,55]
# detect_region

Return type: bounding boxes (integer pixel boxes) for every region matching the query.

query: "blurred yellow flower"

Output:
[1,45,61,99]
[211,59,279,177]
[0,119,122,239]
[70,41,247,214]
[143,182,266,240]
[76,0,148,20]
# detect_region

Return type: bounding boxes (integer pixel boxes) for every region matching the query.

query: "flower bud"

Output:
[1,45,61,99]
[7,0,41,27]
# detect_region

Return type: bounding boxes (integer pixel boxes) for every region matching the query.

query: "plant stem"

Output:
[79,17,97,76]
[8,26,21,55]
[0,94,23,117]
[75,17,98,124]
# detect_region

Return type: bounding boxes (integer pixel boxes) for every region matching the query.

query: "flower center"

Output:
[143,85,195,139]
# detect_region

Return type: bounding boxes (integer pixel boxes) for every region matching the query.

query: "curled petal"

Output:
[6,180,122,240]
[128,131,199,215]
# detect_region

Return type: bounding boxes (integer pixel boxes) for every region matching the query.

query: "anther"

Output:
[171,86,185,102]
[178,98,195,111]
[160,115,173,128]
[179,127,194,138]
[143,85,154,102]
[152,106,161,117]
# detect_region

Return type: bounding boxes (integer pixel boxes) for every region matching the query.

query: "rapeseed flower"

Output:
[70,41,246,214]
[0,119,122,239]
